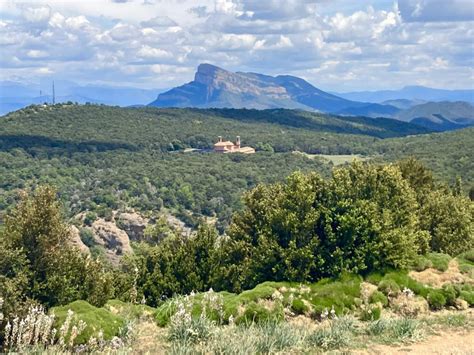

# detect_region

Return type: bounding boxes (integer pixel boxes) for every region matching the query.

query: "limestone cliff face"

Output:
[69,225,90,254]
[117,212,148,241]
[194,63,289,100]
[149,63,399,116]
[91,219,133,266]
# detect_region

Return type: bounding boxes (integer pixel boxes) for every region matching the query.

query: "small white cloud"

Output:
[22,6,51,23]
[137,45,173,59]
[36,67,53,75]
[27,50,48,58]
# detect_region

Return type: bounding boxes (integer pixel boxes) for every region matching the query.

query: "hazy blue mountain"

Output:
[336,86,474,104]
[381,99,426,110]
[149,63,398,117]
[395,101,474,131]
[0,80,161,115]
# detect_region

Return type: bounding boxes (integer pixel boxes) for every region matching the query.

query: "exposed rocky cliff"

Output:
[149,63,398,115]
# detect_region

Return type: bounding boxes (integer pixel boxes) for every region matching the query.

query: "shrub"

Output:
[360,306,381,321]
[369,291,388,307]
[441,285,457,306]
[412,255,433,271]
[459,291,474,306]
[390,318,422,342]
[79,228,95,248]
[366,319,390,336]
[461,249,474,263]
[306,316,356,350]
[291,298,309,315]
[167,299,214,344]
[51,301,126,345]
[236,302,283,325]
[426,253,451,272]
[84,212,97,227]
[427,290,446,310]
[378,280,400,296]
[421,191,473,256]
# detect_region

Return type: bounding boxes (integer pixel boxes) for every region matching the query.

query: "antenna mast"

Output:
[52,81,55,104]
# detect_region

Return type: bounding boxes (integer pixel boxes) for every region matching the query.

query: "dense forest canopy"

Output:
[1,104,472,227]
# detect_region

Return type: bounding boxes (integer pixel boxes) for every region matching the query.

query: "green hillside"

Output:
[0,104,472,228]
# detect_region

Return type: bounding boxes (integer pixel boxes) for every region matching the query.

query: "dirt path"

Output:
[363,329,474,354]
[131,320,167,354]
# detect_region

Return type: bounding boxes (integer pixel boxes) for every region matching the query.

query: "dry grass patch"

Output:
[409,259,470,288]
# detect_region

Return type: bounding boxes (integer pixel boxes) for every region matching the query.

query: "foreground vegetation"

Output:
[0,105,473,352]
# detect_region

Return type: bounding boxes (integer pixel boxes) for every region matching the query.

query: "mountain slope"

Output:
[149,64,398,116]
[337,86,474,104]
[395,101,474,130]
[0,80,160,115]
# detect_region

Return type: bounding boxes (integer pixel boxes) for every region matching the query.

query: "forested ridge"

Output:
[0,104,473,228]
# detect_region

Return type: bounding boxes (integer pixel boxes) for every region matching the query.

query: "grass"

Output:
[412,253,451,272]
[457,249,474,278]
[51,300,126,344]
[155,275,362,327]
[425,253,452,272]
[104,299,156,319]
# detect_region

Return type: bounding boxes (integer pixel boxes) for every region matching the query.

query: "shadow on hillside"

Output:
[0,135,138,155]
[194,108,430,138]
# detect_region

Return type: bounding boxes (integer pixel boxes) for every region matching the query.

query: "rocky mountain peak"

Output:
[194,63,229,86]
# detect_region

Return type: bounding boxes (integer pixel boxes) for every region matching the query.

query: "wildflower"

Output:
[402,287,414,298]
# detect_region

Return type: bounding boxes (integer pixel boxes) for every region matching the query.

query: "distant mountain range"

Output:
[0,80,160,115]
[2,64,474,132]
[335,86,474,104]
[149,63,396,117]
[149,64,474,131]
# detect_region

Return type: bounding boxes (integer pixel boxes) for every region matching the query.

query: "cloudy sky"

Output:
[1,0,473,92]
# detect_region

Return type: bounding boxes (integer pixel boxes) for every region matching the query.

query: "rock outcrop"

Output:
[91,219,133,266]
[69,225,90,255]
[116,212,148,241]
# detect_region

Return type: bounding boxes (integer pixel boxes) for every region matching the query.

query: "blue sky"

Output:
[1,0,473,91]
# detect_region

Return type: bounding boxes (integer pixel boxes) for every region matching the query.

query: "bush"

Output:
[441,285,457,306]
[378,280,400,296]
[236,302,283,325]
[369,291,388,307]
[360,306,381,321]
[84,212,97,226]
[427,290,446,310]
[51,300,126,345]
[461,249,474,263]
[291,298,309,315]
[412,255,433,271]
[390,318,421,342]
[426,253,451,272]
[306,316,356,350]
[459,291,474,306]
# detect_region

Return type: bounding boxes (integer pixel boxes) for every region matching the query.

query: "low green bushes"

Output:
[412,255,433,271]
[369,291,389,307]
[378,280,401,296]
[51,300,126,344]
[460,291,474,306]
[426,290,446,310]
[360,306,381,321]
[291,298,309,315]
[236,302,283,325]
[457,249,474,278]
[426,253,451,272]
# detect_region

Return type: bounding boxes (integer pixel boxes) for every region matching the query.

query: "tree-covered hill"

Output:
[0,104,472,229]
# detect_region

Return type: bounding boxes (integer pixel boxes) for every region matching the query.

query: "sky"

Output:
[1,0,473,92]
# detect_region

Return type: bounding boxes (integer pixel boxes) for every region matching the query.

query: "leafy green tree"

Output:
[1,186,113,308]
[420,190,473,255]
[220,163,429,291]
